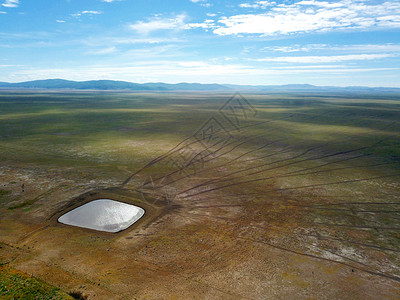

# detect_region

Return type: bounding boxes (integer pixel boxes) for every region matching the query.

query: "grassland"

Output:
[0,90,399,299]
[0,260,73,299]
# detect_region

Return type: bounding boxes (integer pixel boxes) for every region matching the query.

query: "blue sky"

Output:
[1,0,400,86]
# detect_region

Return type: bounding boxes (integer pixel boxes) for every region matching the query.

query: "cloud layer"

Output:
[1,0,399,86]
[213,0,400,36]
[254,53,396,63]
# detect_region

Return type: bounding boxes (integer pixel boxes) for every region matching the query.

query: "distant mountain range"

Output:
[1,79,399,93]
[0,79,228,91]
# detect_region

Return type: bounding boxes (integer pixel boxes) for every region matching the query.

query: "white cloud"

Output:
[190,0,211,7]
[295,0,345,9]
[72,10,102,17]
[0,64,25,67]
[262,44,327,52]
[129,14,187,35]
[254,53,396,63]
[56,20,65,23]
[185,19,216,30]
[108,37,182,45]
[185,22,212,29]
[239,1,275,9]
[82,10,102,15]
[0,10,7,13]
[332,43,400,52]
[86,46,117,55]
[2,0,19,8]
[122,44,184,59]
[79,36,184,52]
[263,43,400,53]
[214,0,400,36]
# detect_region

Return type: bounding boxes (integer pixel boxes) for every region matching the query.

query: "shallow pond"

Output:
[58,199,145,233]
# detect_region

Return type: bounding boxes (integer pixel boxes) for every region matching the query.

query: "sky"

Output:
[1,0,400,86]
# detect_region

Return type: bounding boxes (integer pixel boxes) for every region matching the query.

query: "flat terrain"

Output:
[0,91,400,299]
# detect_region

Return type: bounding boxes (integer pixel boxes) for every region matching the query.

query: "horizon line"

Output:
[1,78,400,89]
